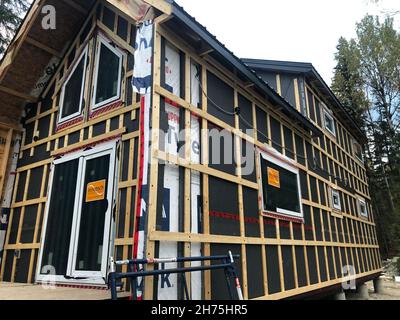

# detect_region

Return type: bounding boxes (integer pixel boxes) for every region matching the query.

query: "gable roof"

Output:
[242,59,367,143]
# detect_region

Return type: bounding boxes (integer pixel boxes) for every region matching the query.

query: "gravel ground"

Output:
[367,279,400,300]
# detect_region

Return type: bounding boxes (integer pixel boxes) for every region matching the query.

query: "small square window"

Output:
[324,109,336,137]
[259,150,303,220]
[331,189,341,212]
[358,199,368,218]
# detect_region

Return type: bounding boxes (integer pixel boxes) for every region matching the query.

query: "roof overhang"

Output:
[242,59,367,144]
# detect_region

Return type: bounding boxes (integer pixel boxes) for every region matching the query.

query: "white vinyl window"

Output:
[58,47,88,124]
[92,35,123,110]
[259,149,303,220]
[323,108,336,137]
[331,189,342,212]
[358,198,368,218]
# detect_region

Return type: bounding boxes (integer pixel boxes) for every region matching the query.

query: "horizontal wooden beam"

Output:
[25,37,63,58]
[0,85,37,102]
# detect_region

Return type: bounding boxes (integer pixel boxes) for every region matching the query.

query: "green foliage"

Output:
[0,0,30,56]
[332,15,400,259]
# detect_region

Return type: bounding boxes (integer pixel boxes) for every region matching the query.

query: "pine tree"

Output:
[332,15,400,258]
[0,0,30,56]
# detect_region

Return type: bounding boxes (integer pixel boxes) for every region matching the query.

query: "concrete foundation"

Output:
[373,277,384,294]
[355,283,369,300]
[333,289,346,300]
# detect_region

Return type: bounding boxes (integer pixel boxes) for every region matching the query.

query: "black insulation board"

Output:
[243,187,260,238]
[102,5,116,31]
[318,181,326,206]
[92,121,106,137]
[334,247,342,277]
[295,134,306,166]
[27,166,43,200]
[14,249,31,283]
[322,211,330,241]
[326,247,336,280]
[295,246,308,288]
[263,218,276,239]
[308,91,316,122]
[2,250,14,282]
[117,188,126,238]
[206,71,235,127]
[129,187,137,237]
[281,246,295,291]
[303,205,313,241]
[313,208,322,241]
[330,215,337,242]
[121,140,130,182]
[257,71,277,91]
[283,126,294,159]
[318,246,328,282]
[210,244,242,300]
[30,249,38,283]
[8,208,21,245]
[238,94,253,133]
[280,74,296,108]
[15,171,27,203]
[208,125,236,176]
[256,106,268,144]
[299,170,309,200]
[20,205,38,244]
[309,176,319,203]
[265,245,281,294]
[270,117,282,153]
[293,223,303,240]
[117,16,128,41]
[246,245,264,299]
[209,177,240,237]
[38,116,51,140]
[279,221,291,240]
[307,247,319,285]
[241,140,257,183]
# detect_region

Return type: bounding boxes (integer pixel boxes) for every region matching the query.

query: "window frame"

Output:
[358,198,368,218]
[92,34,124,111]
[323,107,336,137]
[58,46,89,124]
[331,188,342,212]
[259,148,303,220]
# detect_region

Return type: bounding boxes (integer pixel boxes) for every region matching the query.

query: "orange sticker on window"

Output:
[86,180,106,203]
[267,168,280,188]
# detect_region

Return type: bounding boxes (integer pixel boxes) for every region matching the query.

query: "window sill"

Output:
[56,115,84,133]
[89,100,123,120]
[262,211,304,224]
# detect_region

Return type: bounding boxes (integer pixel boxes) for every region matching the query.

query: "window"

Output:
[59,47,88,123]
[92,35,123,109]
[331,189,341,212]
[323,107,336,137]
[353,139,364,162]
[358,198,368,218]
[259,149,303,219]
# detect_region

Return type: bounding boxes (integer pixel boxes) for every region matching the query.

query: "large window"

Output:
[259,150,303,219]
[92,35,123,109]
[323,106,336,137]
[59,47,88,123]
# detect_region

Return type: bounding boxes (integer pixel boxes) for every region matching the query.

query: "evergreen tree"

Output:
[0,0,30,56]
[332,15,400,258]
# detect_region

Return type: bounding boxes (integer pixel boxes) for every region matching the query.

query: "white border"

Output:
[358,198,368,219]
[58,46,89,124]
[323,109,336,137]
[331,189,342,212]
[92,34,124,110]
[258,147,303,219]
[36,140,118,286]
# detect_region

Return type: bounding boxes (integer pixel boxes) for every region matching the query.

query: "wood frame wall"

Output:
[142,18,382,300]
[0,0,382,300]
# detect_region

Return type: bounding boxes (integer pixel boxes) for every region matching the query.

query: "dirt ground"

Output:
[346,279,400,300]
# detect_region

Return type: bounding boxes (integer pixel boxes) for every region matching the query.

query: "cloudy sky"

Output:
[175,0,400,86]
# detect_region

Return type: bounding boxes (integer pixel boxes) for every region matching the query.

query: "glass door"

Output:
[37,141,117,285]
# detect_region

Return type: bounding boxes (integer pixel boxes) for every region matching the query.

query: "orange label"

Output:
[267,168,280,188]
[86,180,106,203]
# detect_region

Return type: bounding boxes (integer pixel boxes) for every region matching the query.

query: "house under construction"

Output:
[0,0,382,300]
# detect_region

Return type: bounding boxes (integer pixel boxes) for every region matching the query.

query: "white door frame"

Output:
[36,140,118,285]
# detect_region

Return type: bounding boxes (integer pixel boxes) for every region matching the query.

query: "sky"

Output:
[175,0,400,86]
